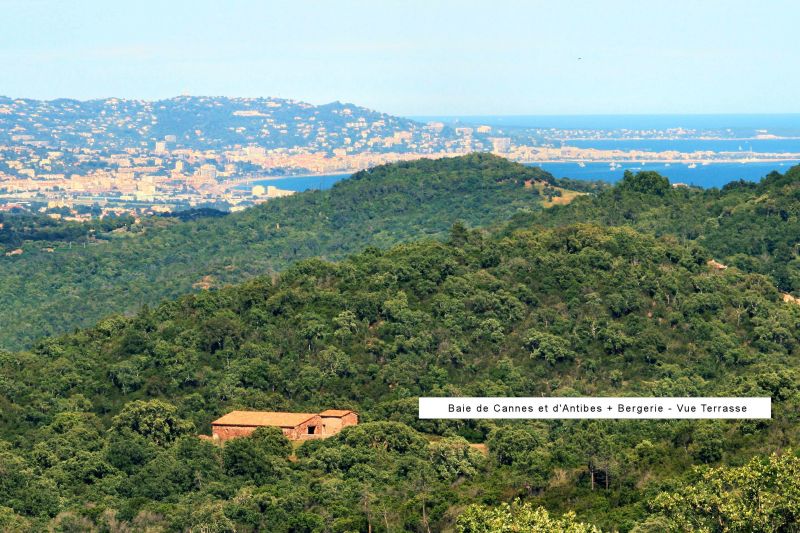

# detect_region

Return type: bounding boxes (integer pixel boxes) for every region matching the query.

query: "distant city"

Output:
[1,95,799,220]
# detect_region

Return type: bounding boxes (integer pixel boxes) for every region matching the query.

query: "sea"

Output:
[239,115,800,192]
[240,161,798,193]
[412,114,800,137]
[526,161,798,188]
[240,174,349,192]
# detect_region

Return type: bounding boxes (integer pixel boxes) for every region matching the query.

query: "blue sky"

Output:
[1,0,797,115]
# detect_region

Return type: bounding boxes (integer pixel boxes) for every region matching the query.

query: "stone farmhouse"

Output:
[209,409,358,442]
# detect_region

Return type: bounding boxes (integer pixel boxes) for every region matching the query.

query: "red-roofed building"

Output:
[210,409,358,442]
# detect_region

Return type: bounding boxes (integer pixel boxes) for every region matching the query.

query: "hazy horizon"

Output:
[3,93,800,121]
[6,92,800,117]
[3,0,798,116]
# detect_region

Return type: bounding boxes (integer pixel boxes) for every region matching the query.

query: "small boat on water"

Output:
[688,163,697,169]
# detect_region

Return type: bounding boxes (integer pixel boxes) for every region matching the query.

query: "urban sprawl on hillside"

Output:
[1,95,798,220]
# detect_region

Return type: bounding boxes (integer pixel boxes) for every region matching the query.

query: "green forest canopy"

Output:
[4,155,800,354]
[1,222,799,531]
[508,166,800,295]
[0,154,566,349]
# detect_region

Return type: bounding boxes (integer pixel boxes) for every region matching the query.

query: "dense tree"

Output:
[428,436,485,481]
[650,452,800,531]
[507,165,800,296]
[0,159,797,530]
[111,400,194,446]
[0,154,560,349]
[457,500,601,532]
[0,221,795,529]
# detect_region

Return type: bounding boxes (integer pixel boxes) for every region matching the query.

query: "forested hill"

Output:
[1,223,798,531]
[0,153,562,349]
[506,165,800,295]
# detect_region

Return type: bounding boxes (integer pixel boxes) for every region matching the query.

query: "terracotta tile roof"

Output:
[211,411,317,428]
[319,409,354,417]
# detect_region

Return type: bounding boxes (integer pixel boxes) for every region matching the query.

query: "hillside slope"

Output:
[0,95,434,152]
[1,223,798,530]
[0,154,559,348]
[506,165,800,294]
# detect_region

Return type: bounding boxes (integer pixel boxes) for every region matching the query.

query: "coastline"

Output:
[519,157,800,164]
[221,172,353,191]
[223,157,800,187]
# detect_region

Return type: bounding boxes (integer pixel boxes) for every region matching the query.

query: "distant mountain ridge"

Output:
[0,95,447,153]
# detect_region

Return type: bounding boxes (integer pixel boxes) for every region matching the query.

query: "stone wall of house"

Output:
[321,412,359,436]
[211,424,259,441]
[341,412,358,429]
[283,415,324,440]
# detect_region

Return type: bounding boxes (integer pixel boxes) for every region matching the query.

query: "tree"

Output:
[183,501,237,533]
[524,330,575,365]
[0,506,31,533]
[650,452,800,531]
[111,400,193,446]
[337,422,429,455]
[456,500,601,532]
[618,170,670,196]
[688,421,724,464]
[428,436,485,481]
[248,426,292,458]
[449,221,470,246]
[487,426,543,466]
[222,430,289,483]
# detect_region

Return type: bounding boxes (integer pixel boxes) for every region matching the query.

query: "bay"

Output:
[239,160,798,192]
[526,161,800,188]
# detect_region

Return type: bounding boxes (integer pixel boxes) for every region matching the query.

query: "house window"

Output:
[307,425,316,434]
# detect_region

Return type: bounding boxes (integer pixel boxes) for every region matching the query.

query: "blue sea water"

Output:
[527,161,799,188]
[238,174,348,192]
[411,114,800,137]
[412,114,800,153]
[240,160,798,193]
[563,138,800,154]
[238,115,800,192]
